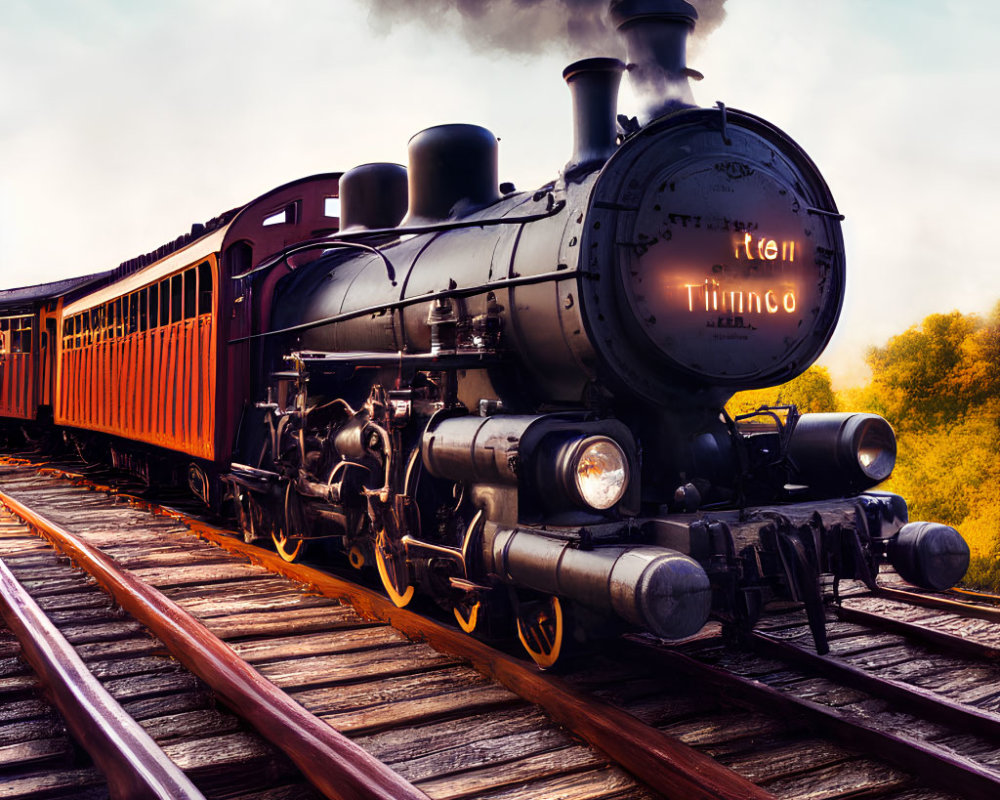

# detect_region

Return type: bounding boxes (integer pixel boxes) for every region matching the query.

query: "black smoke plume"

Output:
[366,0,727,58]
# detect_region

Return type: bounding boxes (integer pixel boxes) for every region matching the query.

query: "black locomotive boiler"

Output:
[227,0,970,666]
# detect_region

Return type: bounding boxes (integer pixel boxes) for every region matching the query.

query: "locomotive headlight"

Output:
[569,436,629,510]
[424,416,637,516]
[787,412,896,493]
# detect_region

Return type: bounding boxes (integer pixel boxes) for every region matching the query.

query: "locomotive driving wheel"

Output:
[273,483,308,563]
[374,527,415,607]
[516,595,565,669]
[348,545,366,569]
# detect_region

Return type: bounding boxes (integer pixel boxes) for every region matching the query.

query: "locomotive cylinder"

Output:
[786,412,898,492]
[485,524,712,640]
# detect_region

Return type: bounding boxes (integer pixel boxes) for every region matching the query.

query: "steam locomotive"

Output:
[226,0,971,664]
[0,0,970,666]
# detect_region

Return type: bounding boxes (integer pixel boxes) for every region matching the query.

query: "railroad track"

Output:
[0,455,991,800]
[623,579,1000,800]
[0,458,747,800]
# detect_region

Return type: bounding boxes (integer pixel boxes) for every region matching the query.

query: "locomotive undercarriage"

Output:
[224,357,954,667]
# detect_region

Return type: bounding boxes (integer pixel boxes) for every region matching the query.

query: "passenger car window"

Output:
[184,268,196,320]
[198,261,213,315]
[171,275,182,322]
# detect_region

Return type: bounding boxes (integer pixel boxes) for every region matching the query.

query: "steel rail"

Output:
[834,602,1000,661]
[751,630,1000,740]
[948,586,1000,604]
[874,585,1000,624]
[180,516,776,800]
[624,636,1000,800]
[0,553,205,800]
[0,490,430,800]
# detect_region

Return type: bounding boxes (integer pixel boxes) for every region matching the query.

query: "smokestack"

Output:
[563,57,626,177]
[610,0,702,121]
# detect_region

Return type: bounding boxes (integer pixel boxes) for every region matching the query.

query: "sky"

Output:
[1,0,998,388]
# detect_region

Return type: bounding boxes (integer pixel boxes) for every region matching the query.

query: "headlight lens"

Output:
[855,417,895,481]
[572,437,629,510]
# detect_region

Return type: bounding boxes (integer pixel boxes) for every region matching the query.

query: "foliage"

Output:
[865,302,1000,432]
[878,402,1000,557]
[726,365,838,418]
[856,305,1000,588]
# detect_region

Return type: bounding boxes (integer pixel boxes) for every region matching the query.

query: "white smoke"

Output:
[366,0,727,58]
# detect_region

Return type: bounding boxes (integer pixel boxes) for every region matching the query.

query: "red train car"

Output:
[52,174,341,495]
[0,273,112,427]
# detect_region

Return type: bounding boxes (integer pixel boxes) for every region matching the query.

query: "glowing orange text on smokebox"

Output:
[682,234,799,315]
[684,280,797,314]
[733,233,796,262]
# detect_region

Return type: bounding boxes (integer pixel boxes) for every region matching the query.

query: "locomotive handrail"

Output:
[232,195,567,280]
[233,239,399,283]
[329,196,566,240]
[228,266,584,344]
[290,349,502,367]
[715,100,732,145]
[806,206,846,220]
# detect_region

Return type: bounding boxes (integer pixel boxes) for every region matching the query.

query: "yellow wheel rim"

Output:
[516,596,564,669]
[375,529,414,608]
[454,600,481,634]
[272,530,305,563]
[348,546,366,569]
[277,482,308,563]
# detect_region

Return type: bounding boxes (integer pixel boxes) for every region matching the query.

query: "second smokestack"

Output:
[563,57,626,177]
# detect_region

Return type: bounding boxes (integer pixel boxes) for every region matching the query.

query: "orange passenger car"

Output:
[58,248,222,459]
[54,174,341,487]
[0,273,112,426]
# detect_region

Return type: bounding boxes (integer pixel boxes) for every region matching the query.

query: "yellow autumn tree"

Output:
[865,308,996,431]
[857,304,1000,588]
[726,365,837,418]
